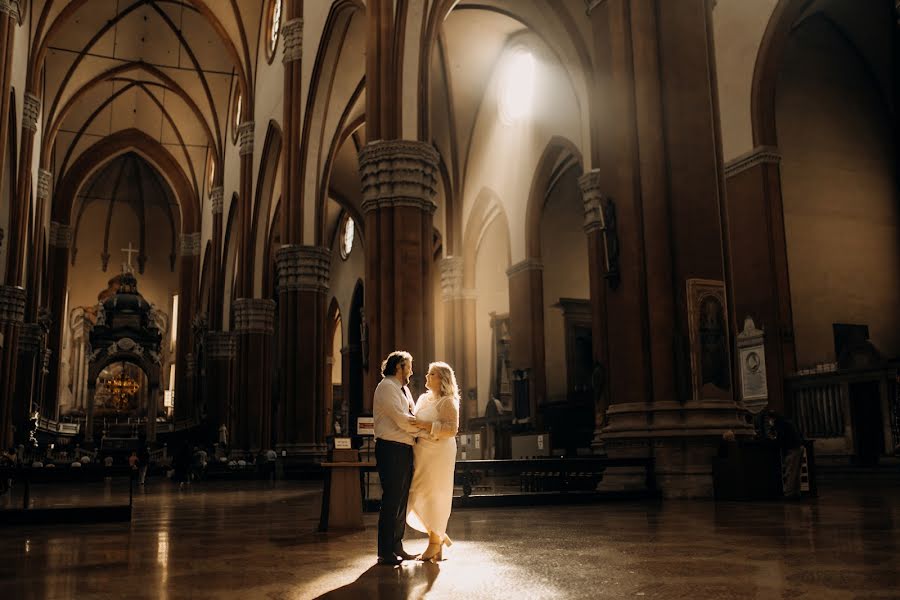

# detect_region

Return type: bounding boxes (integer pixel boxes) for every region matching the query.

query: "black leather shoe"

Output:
[395,549,418,560]
[377,555,403,566]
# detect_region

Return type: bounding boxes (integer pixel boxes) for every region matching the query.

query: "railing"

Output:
[787,377,845,438]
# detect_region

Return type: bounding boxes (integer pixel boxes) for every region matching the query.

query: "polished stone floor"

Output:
[2,478,899,599]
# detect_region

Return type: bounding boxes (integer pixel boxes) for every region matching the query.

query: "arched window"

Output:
[340,215,355,260]
[266,0,283,62]
[231,91,242,144]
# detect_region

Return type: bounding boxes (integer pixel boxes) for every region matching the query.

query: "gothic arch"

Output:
[52,129,199,234]
[250,121,283,297]
[751,0,815,147]
[524,136,583,260]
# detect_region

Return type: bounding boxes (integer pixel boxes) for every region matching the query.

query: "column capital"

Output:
[37,169,52,201]
[724,146,782,178]
[206,331,237,360]
[209,185,224,214]
[232,298,276,335]
[49,221,73,249]
[439,256,464,301]
[0,285,26,324]
[238,122,254,156]
[578,169,608,234]
[22,92,41,132]
[506,259,543,278]
[358,140,439,215]
[179,232,201,257]
[275,245,331,293]
[282,18,303,63]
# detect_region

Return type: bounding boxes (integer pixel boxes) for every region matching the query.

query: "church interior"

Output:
[1,0,898,598]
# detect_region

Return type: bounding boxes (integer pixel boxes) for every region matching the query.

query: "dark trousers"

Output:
[375,439,414,558]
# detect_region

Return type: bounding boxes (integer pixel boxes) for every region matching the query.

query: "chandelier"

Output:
[101,367,141,410]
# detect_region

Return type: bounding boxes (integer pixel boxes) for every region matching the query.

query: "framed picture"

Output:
[686,279,732,401]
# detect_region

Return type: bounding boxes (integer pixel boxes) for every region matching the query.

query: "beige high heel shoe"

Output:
[420,535,453,563]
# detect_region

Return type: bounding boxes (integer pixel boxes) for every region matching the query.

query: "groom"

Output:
[373,350,420,566]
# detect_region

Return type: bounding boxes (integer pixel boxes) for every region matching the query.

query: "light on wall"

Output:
[499,48,536,124]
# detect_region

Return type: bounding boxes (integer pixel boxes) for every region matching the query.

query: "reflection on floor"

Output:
[1,479,899,599]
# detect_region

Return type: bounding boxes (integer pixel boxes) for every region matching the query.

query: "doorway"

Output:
[849,381,884,466]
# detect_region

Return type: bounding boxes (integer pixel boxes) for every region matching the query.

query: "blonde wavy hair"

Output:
[428,361,460,407]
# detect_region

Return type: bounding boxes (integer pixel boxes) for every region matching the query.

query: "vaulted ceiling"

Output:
[35,0,270,221]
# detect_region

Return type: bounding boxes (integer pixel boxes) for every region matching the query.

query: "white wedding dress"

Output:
[406,392,459,542]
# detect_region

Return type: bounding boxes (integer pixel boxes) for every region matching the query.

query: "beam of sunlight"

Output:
[499,49,536,124]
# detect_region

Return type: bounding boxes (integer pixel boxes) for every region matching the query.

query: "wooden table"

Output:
[319,460,376,531]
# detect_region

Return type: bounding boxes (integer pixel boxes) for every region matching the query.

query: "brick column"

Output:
[0,285,25,448]
[578,170,611,452]
[275,245,330,462]
[175,232,200,421]
[358,140,438,402]
[232,299,275,452]
[0,1,16,208]
[209,186,225,329]
[505,259,546,426]
[42,186,72,416]
[439,257,474,425]
[205,331,236,444]
[724,147,795,414]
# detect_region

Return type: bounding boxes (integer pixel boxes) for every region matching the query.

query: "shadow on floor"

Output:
[316,561,440,600]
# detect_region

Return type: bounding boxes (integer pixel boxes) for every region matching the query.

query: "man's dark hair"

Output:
[381,351,413,377]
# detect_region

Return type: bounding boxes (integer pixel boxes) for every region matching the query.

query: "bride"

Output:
[407,361,460,562]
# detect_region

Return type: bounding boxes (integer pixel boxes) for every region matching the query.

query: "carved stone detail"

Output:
[49,221,73,249]
[724,146,782,178]
[282,18,303,63]
[440,257,464,301]
[17,323,43,354]
[179,232,201,257]
[238,122,254,156]
[184,353,196,378]
[275,245,331,293]
[358,140,439,215]
[210,186,224,215]
[578,169,606,233]
[506,259,543,278]
[37,169,52,201]
[232,298,276,335]
[22,92,40,132]
[206,331,237,360]
[0,285,26,324]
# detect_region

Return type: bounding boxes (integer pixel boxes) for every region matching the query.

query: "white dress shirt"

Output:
[373,376,419,445]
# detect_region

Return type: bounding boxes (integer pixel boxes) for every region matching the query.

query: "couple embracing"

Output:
[373,351,459,566]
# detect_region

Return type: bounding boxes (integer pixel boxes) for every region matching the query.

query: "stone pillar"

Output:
[0,2,16,212]
[42,215,70,419]
[505,259,546,426]
[236,121,254,298]
[588,0,752,497]
[175,232,200,421]
[209,186,225,329]
[440,257,473,425]
[280,8,303,244]
[6,90,40,287]
[724,148,795,414]
[205,331,236,443]
[0,285,25,448]
[578,170,611,452]
[275,245,330,461]
[358,140,438,402]
[232,299,275,452]
[15,322,42,434]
